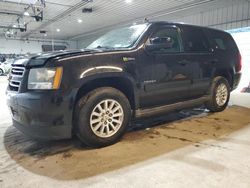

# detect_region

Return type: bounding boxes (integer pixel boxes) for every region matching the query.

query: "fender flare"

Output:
[74,70,140,110]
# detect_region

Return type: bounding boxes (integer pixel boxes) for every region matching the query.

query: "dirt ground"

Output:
[1,76,250,187]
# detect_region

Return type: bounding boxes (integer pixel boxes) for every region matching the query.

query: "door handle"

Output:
[178,60,189,66]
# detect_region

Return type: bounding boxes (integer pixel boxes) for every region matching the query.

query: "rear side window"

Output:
[207,30,237,51]
[182,27,209,53]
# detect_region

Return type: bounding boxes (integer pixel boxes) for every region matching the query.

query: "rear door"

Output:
[179,26,215,98]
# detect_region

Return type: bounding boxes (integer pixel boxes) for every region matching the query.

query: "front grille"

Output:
[11,66,25,77]
[9,65,26,92]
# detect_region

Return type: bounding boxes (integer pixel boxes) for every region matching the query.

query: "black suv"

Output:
[6,22,242,147]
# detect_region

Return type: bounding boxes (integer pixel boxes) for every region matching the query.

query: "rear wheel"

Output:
[75,87,131,147]
[206,76,230,112]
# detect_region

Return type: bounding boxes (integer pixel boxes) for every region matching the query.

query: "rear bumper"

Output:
[232,72,242,90]
[6,90,75,140]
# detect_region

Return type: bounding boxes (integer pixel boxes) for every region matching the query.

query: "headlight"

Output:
[28,67,63,90]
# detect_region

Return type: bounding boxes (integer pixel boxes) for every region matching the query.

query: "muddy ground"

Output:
[1,106,250,181]
[1,76,250,187]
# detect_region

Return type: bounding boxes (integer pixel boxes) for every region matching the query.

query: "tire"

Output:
[0,69,3,76]
[205,76,230,112]
[75,87,131,148]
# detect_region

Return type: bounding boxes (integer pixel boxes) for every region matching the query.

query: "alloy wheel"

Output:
[215,83,228,106]
[90,99,124,138]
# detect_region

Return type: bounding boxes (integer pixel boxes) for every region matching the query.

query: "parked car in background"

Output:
[0,63,5,76]
[0,59,14,75]
[0,55,6,63]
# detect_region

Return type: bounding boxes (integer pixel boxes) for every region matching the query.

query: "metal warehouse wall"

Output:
[229,29,250,90]
[76,0,250,48]
[171,0,250,30]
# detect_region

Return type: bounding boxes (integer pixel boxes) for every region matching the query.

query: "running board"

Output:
[135,96,210,119]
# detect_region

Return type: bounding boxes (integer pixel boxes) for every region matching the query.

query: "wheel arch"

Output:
[213,68,234,89]
[74,74,138,112]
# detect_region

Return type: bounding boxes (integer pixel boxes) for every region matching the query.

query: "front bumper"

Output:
[6,90,75,140]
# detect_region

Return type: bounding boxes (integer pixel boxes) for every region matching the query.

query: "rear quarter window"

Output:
[207,30,237,51]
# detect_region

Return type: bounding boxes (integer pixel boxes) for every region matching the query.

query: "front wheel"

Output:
[206,76,230,112]
[75,87,131,147]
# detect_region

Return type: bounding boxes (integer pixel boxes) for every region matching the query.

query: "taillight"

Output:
[236,53,242,72]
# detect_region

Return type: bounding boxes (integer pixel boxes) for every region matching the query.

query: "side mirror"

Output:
[145,37,174,51]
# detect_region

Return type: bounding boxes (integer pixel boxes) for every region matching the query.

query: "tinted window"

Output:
[182,27,209,52]
[147,27,181,53]
[207,30,237,51]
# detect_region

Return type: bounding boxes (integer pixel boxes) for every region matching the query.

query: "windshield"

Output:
[87,24,148,49]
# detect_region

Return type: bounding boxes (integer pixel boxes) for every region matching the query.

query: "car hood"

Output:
[12,49,95,68]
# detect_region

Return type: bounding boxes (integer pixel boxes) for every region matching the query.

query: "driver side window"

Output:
[147,27,182,53]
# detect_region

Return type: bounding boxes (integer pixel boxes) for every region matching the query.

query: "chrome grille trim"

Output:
[9,65,26,92]
[11,66,25,77]
[9,80,21,88]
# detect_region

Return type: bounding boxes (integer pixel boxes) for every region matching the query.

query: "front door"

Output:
[138,26,193,108]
